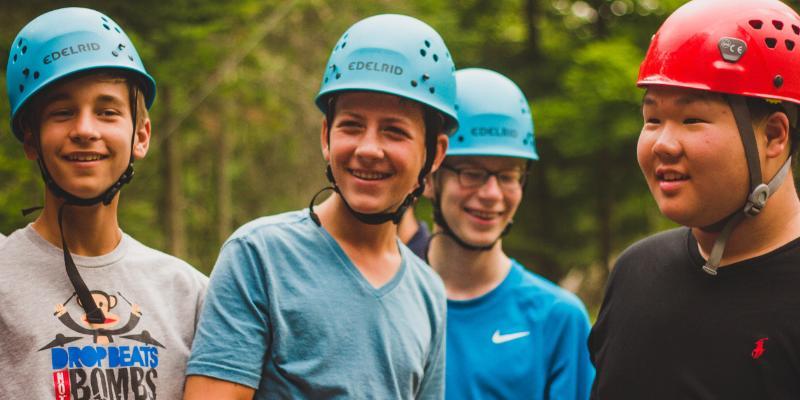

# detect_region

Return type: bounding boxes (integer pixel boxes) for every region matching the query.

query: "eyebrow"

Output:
[337,111,413,125]
[642,92,712,107]
[42,93,127,107]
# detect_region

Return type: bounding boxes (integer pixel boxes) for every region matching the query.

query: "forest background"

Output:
[2,0,798,316]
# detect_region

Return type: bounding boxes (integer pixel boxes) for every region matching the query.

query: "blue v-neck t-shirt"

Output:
[187,210,447,399]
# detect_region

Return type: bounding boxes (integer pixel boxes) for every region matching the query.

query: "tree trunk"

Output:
[160,86,186,258]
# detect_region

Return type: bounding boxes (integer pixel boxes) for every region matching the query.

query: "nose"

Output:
[650,123,682,162]
[476,175,503,202]
[68,110,101,143]
[353,127,384,161]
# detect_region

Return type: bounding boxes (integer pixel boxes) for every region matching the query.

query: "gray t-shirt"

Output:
[0,224,208,400]
[187,210,447,399]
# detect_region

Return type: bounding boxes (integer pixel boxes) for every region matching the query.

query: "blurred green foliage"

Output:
[2,0,794,312]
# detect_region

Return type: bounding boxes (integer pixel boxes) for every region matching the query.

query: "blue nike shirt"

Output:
[445,260,594,400]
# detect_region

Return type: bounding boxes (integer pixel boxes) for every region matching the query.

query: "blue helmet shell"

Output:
[6,7,156,141]
[315,14,458,134]
[448,68,538,160]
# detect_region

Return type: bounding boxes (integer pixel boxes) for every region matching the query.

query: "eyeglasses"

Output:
[440,165,527,191]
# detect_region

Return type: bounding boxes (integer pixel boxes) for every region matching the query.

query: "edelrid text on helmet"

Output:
[449,68,538,160]
[315,14,458,134]
[6,7,157,141]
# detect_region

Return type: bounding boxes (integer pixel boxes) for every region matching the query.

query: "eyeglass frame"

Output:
[439,164,528,191]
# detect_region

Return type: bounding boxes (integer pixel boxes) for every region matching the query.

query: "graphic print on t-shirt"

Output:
[38,289,165,400]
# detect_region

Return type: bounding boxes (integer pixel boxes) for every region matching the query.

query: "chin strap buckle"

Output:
[743,183,770,217]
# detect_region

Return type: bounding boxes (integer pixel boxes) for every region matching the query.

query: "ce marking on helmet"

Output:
[718,37,747,63]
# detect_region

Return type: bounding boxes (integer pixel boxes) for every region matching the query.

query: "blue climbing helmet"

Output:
[7,7,156,141]
[309,14,459,226]
[448,68,537,160]
[315,14,458,134]
[432,68,536,253]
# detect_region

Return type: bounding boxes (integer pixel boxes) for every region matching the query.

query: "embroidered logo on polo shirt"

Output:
[491,330,530,344]
[751,337,769,359]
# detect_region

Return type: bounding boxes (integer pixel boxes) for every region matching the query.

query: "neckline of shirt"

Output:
[22,223,129,268]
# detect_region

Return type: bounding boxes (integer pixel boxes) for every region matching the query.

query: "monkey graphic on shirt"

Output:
[54,290,140,344]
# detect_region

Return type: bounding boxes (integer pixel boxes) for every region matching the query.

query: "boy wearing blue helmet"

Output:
[0,8,207,400]
[184,14,455,399]
[425,68,594,400]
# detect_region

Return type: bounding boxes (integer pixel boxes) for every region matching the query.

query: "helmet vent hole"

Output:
[787,40,796,51]
[424,40,431,48]
[773,20,784,30]
[17,39,23,47]
[422,74,430,81]
[112,50,119,57]
[21,46,27,54]
[12,54,17,63]
[458,136,464,142]
[19,84,24,93]
[420,49,427,57]
[22,68,29,77]
[335,73,341,79]
[429,87,435,94]
[341,42,347,49]
[324,77,329,83]
[33,71,39,79]
[411,80,418,87]
[766,38,778,48]
[115,27,121,33]
[794,25,800,35]
[433,54,439,62]
[128,55,134,62]
[750,20,763,29]
[454,104,459,111]
[103,24,110,30]
[101,16,108,22]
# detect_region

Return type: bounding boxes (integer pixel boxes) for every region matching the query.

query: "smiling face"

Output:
[322,91,428,214]
[436,155,525,247]
[638,86,750,227]
[21,73,150,200]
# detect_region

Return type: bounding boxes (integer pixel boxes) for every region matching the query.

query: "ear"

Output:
[422,172,436,199]
[133,118,151,160]
[763,111,790,159]
[22,130,39,161]
[321,117,331,162]
[108,295,117,309]
[429,133,449,173]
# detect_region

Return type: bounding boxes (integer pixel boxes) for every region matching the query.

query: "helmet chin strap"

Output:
[702,95,793,275]
[25,87,140,323]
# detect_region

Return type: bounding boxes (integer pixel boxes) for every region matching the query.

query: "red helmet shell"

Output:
[638,0,800,105]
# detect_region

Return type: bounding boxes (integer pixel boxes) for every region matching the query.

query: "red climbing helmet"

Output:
[638,0,800,105]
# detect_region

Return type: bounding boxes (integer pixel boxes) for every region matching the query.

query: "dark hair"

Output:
[746,97,799,155]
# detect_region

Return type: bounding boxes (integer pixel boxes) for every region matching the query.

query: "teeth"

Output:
[66,154,104,161]
[351,170,389,180]
[468,209,498,219]
[661,172,687,181]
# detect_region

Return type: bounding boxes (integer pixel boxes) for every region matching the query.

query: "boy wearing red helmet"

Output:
[590,0,800,398]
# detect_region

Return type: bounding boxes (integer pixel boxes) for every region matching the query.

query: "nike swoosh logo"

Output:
[492,330,530,344]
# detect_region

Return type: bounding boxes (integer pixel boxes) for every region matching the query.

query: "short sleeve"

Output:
[186,238,271,389]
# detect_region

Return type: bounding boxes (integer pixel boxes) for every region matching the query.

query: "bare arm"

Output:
[183,376,255,400]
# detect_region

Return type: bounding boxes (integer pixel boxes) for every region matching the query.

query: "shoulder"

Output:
[225,209,315,249]
[513,262,588,321]
[616,227,688,266]
[401,243,445,296]
[124,235,208,289]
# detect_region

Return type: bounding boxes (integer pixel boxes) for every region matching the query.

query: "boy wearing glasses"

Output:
[425,68,593,400]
